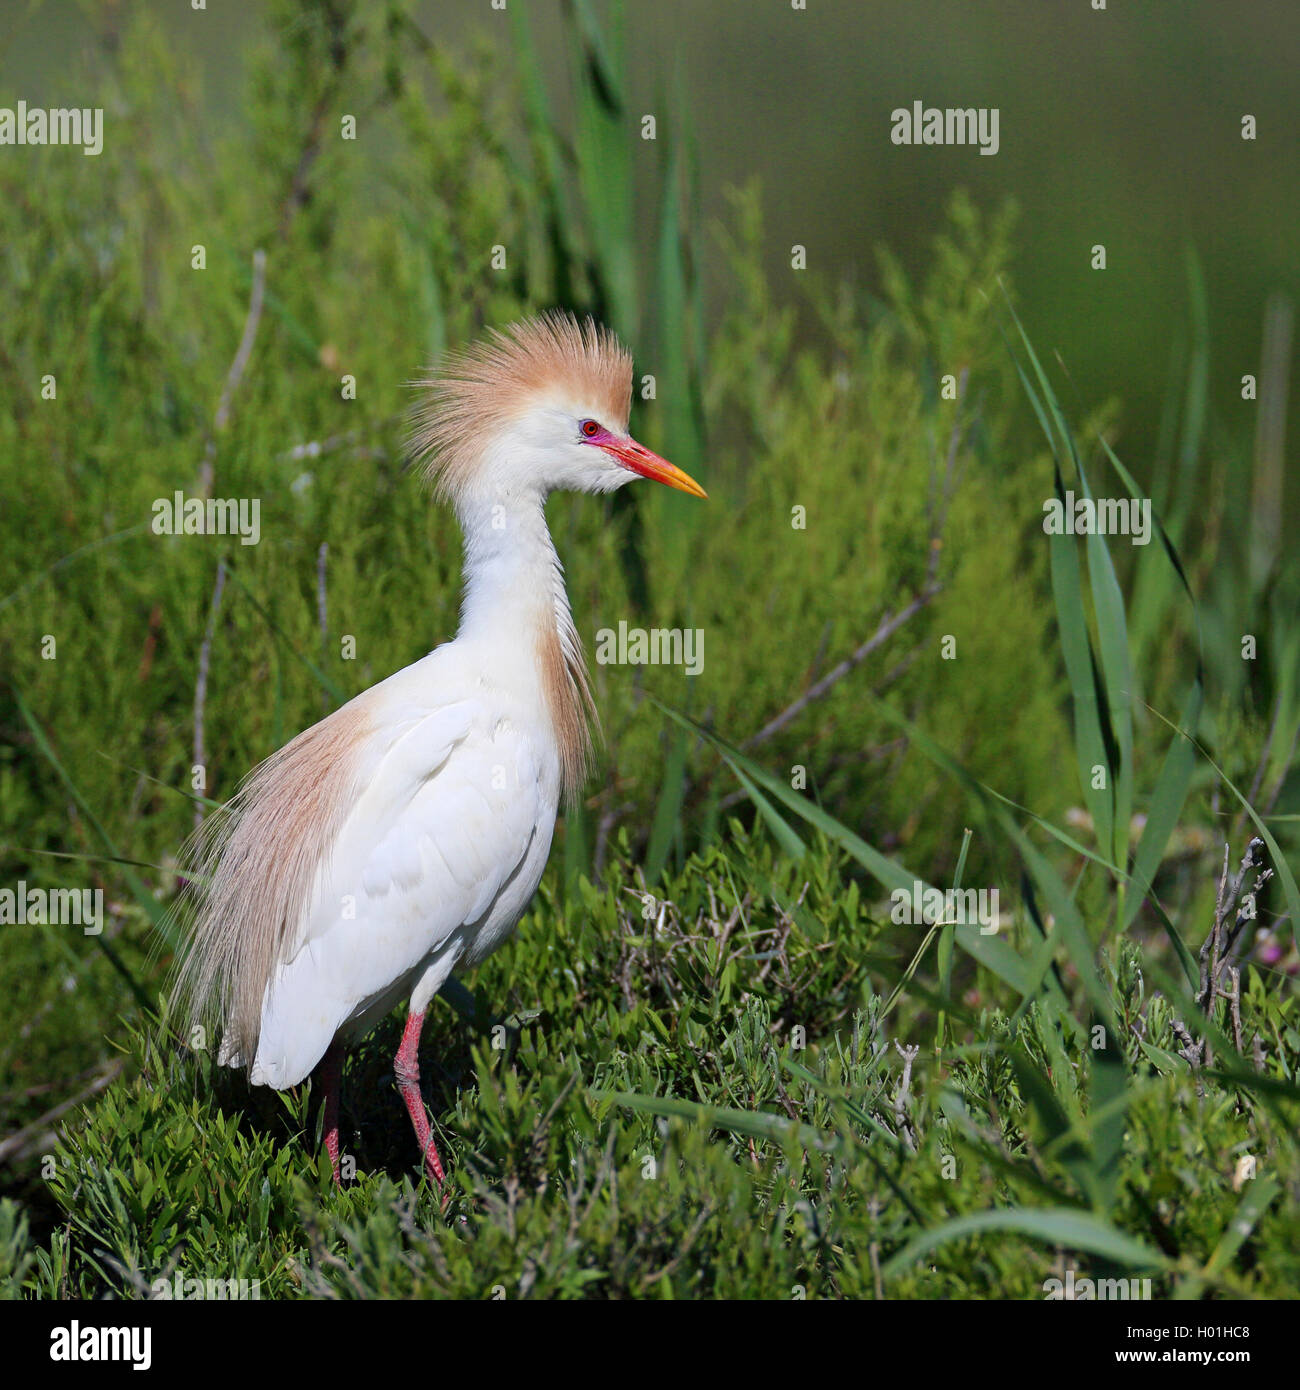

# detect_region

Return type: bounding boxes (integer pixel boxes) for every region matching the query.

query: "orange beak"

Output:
[602,435,707,498]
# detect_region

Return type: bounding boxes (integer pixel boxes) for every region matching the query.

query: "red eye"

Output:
[580,419,600,438]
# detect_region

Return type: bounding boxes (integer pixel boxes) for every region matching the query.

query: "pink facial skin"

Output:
[578,420,708,498]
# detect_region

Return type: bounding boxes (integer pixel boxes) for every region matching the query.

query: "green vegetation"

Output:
[1,2,1296,1299]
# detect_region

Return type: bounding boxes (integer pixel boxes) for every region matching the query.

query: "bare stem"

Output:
[193,560,228,831]
[197,248,266,499]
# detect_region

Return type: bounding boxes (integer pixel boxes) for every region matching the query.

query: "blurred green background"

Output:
[4,0,1297,529]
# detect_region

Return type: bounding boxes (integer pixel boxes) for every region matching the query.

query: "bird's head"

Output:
[409,312,706,512]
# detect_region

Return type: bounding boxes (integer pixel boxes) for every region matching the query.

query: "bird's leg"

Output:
[320,1041,342,1186]
[393,1009,447,1187]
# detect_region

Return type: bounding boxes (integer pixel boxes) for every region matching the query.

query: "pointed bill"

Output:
[602,435,707,498]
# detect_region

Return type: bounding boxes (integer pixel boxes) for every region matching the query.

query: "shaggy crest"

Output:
[408,311,618,797]
[407,311,633,501]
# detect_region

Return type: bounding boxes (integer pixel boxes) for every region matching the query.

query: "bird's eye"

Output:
[579,419,600,438]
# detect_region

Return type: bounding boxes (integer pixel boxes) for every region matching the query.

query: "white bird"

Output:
[176,312,706,1186]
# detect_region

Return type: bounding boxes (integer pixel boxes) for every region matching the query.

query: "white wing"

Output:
[249,685,552,1088]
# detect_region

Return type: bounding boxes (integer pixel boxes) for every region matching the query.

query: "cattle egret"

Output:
[176,312,706,1187]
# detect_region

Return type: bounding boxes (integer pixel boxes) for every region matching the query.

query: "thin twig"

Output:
[0,1059,124,1165]
[742,371,968,750]
[1227,966,1243,1055]
[317,542,330,711]
[193,560,228,831]
[197,248,267,498]
[743,587,941,750]
[281,414,404,463]
[893,1040,920,1153]
[316,541,329,640]
[1263,721,1300,817]
[1242,698,1281,816]
[1175,837,1269,1072]
[868,1197,885,1300]
[277,92,335,241]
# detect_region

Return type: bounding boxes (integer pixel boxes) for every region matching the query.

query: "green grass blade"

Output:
[937,826,971,1031]
[592,1087,834,1153]
[650,698,1037,998]
[1048,458,1116,862]
[1087,1029,1128,1216]
[1077,463,1135,877]
[11,687,160,1010]
[1200,1176,1279,1282]
[644,716,690,883]
[721,755,808,862]
[867,696,1118,1031]
[1002,293,1119,865]
[1122,676,1203,932]
[881,1206,1168,1279]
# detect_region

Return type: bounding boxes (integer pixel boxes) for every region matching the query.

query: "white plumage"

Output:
[175,313,705,1185]
[241,648,553,1089]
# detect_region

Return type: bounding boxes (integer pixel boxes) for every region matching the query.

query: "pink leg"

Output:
[320,1041,342,1185]
[393,1009,447,1187]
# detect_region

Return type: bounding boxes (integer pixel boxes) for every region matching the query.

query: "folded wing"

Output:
[251,705,545,1085]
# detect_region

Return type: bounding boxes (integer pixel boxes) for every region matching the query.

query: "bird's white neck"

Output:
[453,491,561,637]
[454,491,594,796]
